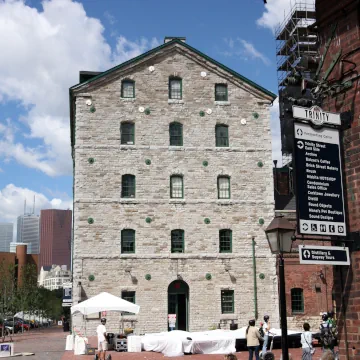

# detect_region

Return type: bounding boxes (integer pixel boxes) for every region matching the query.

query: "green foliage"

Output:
[0,262,64,321]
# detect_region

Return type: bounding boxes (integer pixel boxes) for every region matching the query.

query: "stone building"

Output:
[70,37,278,334]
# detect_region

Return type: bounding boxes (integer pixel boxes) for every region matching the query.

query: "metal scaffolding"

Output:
[275,1,317,162]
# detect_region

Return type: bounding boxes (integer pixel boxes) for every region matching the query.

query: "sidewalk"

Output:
[6,327,308,360]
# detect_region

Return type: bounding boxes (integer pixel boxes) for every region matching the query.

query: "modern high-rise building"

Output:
[17,214,40,254]
[39,209,72,271]
[70,37,278,334]
[0,223,13,252]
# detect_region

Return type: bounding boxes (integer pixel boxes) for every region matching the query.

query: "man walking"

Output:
[262,315,270,356]
[96,318,108,360]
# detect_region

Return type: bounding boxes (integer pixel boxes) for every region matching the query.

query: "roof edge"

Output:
[70,39,277,99]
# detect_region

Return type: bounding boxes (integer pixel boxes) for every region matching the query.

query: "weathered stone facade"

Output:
[70,40,279,334]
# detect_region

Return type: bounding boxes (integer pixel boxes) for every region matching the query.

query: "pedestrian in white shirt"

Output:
[301,322,314,360]
[262,315,270,356]
[96,318,107,360]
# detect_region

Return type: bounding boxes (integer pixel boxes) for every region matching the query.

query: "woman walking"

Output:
[246,319,263,360]
[301,322,314,360]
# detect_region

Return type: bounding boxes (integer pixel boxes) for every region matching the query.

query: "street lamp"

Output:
[265,215,295,360]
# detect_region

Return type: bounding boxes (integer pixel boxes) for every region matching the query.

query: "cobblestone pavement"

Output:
[2,327,324,360]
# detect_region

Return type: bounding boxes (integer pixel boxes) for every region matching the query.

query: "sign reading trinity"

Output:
[294,122,346,236]
[293,105,341,126]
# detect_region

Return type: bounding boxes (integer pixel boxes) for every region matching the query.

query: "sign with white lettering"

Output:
[299,245,350,265]
[63,284,72,303]
[293,105,341,126]
[294,122,346,236]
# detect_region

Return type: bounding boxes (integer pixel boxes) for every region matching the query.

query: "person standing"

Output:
[96,318,108,360]
[320,313,334,353]
[262,315,270,356]
[301,322,313,360]
[246,319,263,360]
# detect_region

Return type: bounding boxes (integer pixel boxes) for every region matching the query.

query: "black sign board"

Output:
[299,245,350,265]
[62,285,72,303]
[294,122,346,236]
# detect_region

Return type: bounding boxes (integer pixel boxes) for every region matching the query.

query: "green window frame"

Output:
[121,290,136,314]
[171,229,184,253]
[291,288,304,313]
[121,229,135,253]
[121,174,136,198]
[221,290,234,314]
[169,122,183,146]
[219,229,232,253]
[121,122,135,145]
[169,77,182,99]
[218,176,230,199]
[121,80,135,98]
[215,84,228,101]
[170,175,184,199]
[215,124,229,147]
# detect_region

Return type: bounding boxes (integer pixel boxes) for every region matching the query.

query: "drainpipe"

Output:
[252,237,258,320]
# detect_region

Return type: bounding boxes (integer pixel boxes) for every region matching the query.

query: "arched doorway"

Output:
[168,280,189,331]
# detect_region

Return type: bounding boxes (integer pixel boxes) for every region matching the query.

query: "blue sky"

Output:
[0,0,298,231]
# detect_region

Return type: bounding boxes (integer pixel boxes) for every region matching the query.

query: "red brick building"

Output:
[313,1,360,358]
[274,168,334,330]
[0,244,38,286]
[39,209,72,271]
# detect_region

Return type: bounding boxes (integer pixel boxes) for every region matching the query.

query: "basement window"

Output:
[221,290,234,314]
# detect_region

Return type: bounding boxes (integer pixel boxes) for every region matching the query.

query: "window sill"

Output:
[291,312,304,315]
[120,97,136,102]
[217,199,232,205]
[168,99,184,104]
[120,144,135,149]
[120,199,138,204]
[169,146,184,151]
[215,101,231,106]
[169,199,186,204]
[220,314,237,320]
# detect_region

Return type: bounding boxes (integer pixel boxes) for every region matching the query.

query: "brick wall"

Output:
[316,1,360,358]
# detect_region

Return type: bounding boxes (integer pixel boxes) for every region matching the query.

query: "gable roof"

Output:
[69,39,277,150]
[70,38,276,98]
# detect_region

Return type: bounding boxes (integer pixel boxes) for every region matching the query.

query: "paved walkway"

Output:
[2,327,323,360]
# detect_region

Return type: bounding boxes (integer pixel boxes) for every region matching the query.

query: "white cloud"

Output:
[257,0,314,32]
[238,39,271,65]
[221,38,270,65]
[112,36,160,64]
[0,0,159,177]
[270,98,282,166]
[104,11,116,25]
[0,184,72,240]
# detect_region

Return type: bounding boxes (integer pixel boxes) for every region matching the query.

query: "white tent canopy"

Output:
[71,292,140,315]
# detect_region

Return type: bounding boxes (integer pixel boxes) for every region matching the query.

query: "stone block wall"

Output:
[72,43,278,334]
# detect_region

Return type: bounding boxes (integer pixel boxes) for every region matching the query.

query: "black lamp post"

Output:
[265,215,295,360]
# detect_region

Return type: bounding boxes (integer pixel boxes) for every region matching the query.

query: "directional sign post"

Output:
[299,245,350,265]
[294,122,346,236]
